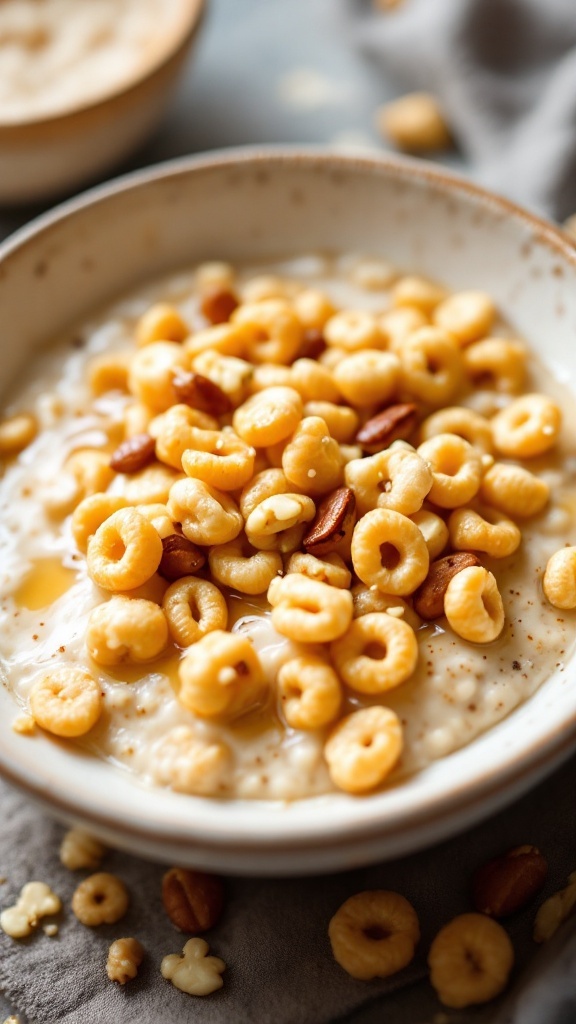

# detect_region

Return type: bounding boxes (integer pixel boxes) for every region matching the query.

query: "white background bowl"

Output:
[1,149,576,874]
[0,0,205,205]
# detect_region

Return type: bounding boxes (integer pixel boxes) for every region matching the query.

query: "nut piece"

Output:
[161,937,225,996]
[533,870,576,942]
[162,868,225,933]
[413,552,481,620]
[72,872,129,927]
[303,486,356,556]
[428,913,514,1008]
[110,433,156,474]
[472,845,548,918]
[60,828,106,871]
[107,937,145,984]
[356,403,418,453]
[173,371,233,415]
[0,881,61,939]
[200,286,239,325]
[297,327,327,361]
[159,534,206,581]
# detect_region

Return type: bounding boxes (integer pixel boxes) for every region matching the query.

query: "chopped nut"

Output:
[376,92,451,152]
[355,403,418,453]
[0,882,61,939]
[161,937,225,996]
[303,486,356,556]
[107,937,145,984]
[110,433,156,474]
[173,371,233,415]
[59,828,107,871]
[162,867,224,933]
[43,923,59,937]
[413,552,482,620]
[534,870,576,942]
[159,534,206,581]
[472,845,548,918]
[200,286,239,325]
[296,328,327,361]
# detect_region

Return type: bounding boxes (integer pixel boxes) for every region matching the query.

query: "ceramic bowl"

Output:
[0,0,205,205]
[1,149,575,875]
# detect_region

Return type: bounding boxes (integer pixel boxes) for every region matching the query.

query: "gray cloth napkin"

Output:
[350,0,576,219]
[3,1,576,1022]
[1,757,575,1024]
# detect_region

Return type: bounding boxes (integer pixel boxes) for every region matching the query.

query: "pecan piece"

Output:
[173,371,233,415]
[200,286,239,325]
[356,403,418,453]
[162,868,224,933]
[110,433,156,474]
[413,551,481,620]
[303,487,356,556]
[159,534,205,581]
[472,845,548,918]
[296,328,327,362]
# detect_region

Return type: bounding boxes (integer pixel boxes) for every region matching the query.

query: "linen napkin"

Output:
[1,755,575,1024]
[350,0,576,219]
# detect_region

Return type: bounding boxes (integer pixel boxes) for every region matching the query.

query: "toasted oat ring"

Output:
[331,613,418,694]
[30,666,102,738]
[268,573,353,642]
[162,577,228,647]
[181,428,255,491]
[444,566,504,643]
[72,872,129,927]
[428,913,514,1009]
[417,433,483,509]
[329,890,420,980]
[351,509,429,596]
[324,706,403,794]
[345,448,432,517]
[448,505,521,558]
[87,508,163,591]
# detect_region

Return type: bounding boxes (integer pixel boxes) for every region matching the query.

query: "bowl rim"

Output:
[1,145,576,856]
[0,0,206,131]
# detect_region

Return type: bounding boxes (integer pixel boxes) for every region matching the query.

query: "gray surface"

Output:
[1,758,575,1024]
[1,1,576,1022]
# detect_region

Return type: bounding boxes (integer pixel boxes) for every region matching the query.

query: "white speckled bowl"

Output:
[0,0,205,204]
[1,149,576,874]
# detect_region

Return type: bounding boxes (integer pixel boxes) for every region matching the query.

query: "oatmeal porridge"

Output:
[0,0,192,123]
[0,254,575,801]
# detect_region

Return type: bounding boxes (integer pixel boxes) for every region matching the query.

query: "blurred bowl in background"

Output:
[0,0,205,205]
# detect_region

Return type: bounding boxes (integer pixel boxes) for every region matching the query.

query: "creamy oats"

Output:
[1,254,575,801]
[0,0,190,123]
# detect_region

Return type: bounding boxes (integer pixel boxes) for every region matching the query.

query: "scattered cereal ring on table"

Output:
[329,890,420,979]
[428,913,514,1008]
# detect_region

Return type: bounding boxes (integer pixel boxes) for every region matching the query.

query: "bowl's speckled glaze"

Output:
[1,148,576,874]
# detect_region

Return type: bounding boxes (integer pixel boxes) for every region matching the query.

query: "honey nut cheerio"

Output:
[1,254,575,802]
[329,889,420,979]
